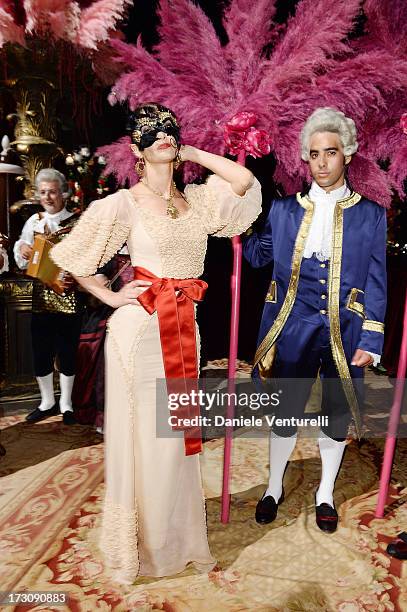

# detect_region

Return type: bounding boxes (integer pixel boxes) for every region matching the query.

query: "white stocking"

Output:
[316,430,346,507]
[59,373,75,414]
[265,431,297,501]
[36,373,55,411]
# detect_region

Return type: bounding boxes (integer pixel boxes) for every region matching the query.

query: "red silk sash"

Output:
[133,266,208,455]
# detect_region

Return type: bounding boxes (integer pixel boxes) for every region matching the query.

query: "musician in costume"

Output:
[243,107,386,532]
[13,168,82,426]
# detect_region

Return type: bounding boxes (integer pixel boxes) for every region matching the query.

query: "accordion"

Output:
[26,232,67,295]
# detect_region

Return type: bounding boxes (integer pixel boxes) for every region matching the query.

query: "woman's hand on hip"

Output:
[109,280,152,308]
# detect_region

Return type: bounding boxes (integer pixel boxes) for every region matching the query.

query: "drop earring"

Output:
[135,157,145,177]
[174,148,182,170]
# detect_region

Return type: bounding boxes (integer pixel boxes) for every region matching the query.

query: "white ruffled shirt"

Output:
[303,181,350,261]
[303,180,380,366]
[14,207,73,270]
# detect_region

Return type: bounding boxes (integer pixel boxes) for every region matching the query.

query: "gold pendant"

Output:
[166,201,179,219]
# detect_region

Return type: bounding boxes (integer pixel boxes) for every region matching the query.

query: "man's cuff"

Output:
[366,351,381,367]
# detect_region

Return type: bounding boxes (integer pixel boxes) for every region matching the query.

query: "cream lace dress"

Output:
[51,174,262,583]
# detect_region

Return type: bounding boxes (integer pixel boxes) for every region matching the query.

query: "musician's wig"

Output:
[35,168,70,199]
[300,107,358,161]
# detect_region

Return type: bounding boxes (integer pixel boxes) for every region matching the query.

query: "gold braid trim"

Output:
[253,194,314,369]
[329,204,362,437]
[346,287,365,319]
[362,320,385,333]
[338,192,362,209]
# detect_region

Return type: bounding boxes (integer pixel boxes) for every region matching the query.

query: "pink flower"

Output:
[224,128,246,155]
[226,112,257,130]
[400,113,407,135]
[224,112,271,158]
[245,127,271,158]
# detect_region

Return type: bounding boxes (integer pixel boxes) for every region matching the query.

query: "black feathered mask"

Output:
[128,105,180,151]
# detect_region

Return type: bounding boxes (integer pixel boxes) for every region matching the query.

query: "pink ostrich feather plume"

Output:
[109,38,187,109]
[388,144,407,194]
[102,0,280,182]
[1,0,128,50]
[263,0,360,94]
[221,0,279,129]
[76,0,131,50]
[23,0,72,35]
[0,6,25,46]
[100,0,406,205]
[91,34,128,85]
[363,0,407,57]
[223,0,277,64]
[156,0,230,100]
[348,155,392,206]
[97,136,137,186]
[50,5,81,42]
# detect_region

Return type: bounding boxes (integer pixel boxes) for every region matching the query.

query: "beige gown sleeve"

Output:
[50,191,131,277]
[184,174,262,237]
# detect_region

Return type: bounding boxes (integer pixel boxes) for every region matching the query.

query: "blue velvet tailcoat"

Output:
[243,191,387,435]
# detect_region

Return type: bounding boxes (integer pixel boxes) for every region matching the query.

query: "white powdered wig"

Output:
[35,168,70,199]
[300,107,358,161]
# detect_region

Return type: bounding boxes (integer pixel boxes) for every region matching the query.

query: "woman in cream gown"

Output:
[51,104,261,584]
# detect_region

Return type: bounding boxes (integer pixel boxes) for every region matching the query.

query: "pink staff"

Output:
[221,114,270,523]
[221,154,245,524]
[375,289,407,517]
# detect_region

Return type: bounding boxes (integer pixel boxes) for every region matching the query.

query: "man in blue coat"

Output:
[243,107,387,532]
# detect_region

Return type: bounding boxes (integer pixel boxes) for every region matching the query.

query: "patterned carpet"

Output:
[1,367,407,611]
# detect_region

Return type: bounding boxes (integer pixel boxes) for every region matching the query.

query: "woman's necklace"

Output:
[142,179,179,219]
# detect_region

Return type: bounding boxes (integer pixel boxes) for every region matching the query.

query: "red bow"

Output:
[134,266,208,455]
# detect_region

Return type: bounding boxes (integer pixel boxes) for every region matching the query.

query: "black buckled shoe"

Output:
[26,404,59,424]
[386,532,407,559]
[255,489,284,524]
[315,502,338,533]
[62,411,77,426]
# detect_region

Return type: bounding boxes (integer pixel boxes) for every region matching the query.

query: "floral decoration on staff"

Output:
[224,112,271,159]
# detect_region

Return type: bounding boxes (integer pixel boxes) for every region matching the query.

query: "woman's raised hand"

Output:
[177,145,253,195]
[178,145,195,163]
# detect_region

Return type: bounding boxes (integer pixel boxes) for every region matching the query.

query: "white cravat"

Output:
[38,208,72,234]
[303,181,350,261]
